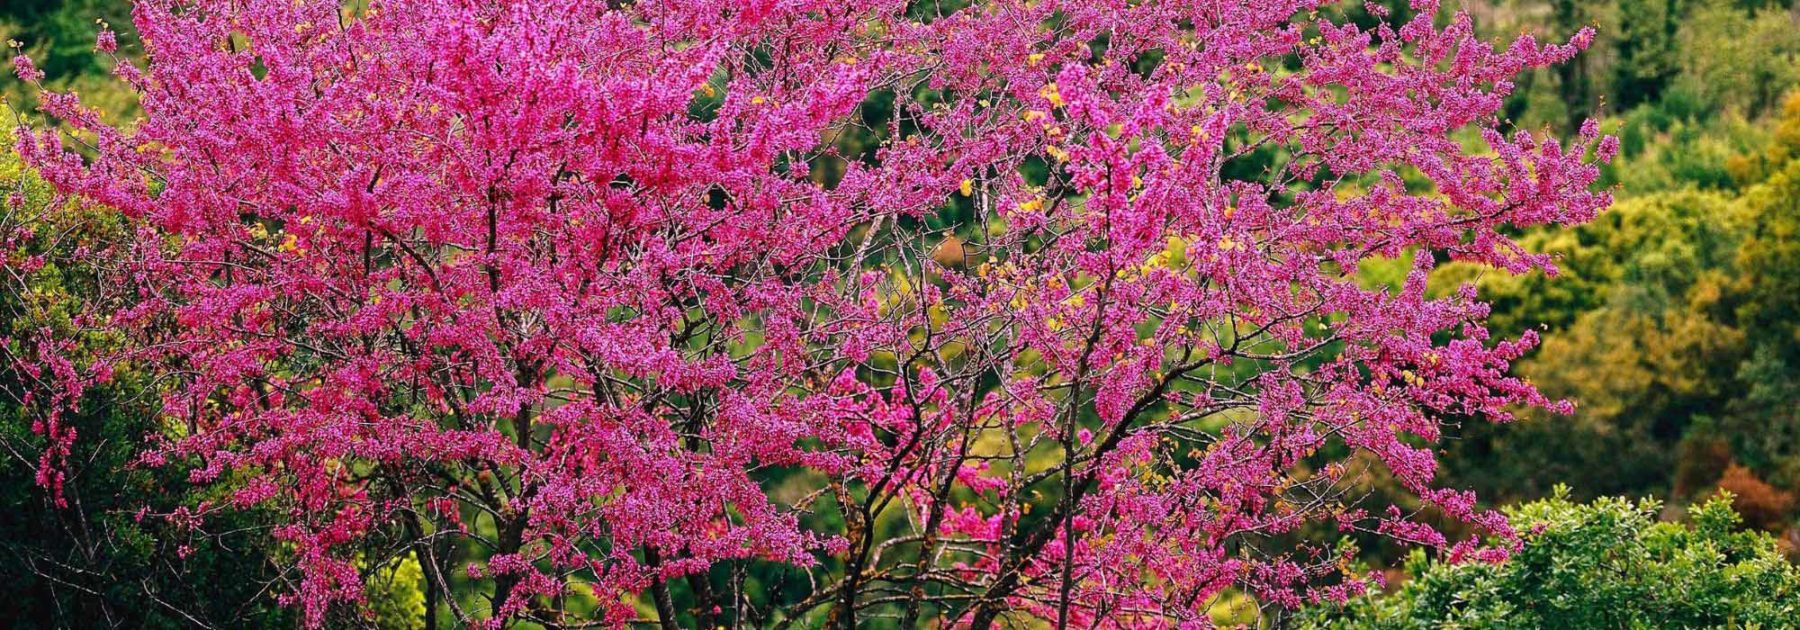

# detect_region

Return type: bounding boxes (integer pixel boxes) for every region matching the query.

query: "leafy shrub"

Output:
[1301,488,1800,629]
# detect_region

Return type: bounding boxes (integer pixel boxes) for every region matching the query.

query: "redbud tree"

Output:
[12,0,1614,626]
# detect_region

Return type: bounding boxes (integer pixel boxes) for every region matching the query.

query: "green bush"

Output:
[1301,488,1800,629]
[1,116,294,629]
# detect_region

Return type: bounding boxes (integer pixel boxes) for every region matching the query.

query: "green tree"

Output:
[1429,92,1800,535]
[1672,0,1800,118]
[1431,190,1748,501]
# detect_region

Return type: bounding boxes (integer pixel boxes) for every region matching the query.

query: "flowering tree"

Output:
[11,0,1613,626]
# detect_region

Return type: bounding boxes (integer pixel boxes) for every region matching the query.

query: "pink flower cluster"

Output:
[13,0,1611,626]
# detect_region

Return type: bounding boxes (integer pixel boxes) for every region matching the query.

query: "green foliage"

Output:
[0,118,292,628]
[1430,91,1800,534]
[1,0,138,120]
[1485,0,1800,131]
[1708,147,1800,493]
[1301,489,1800,629]
[365,555,427,630]
[1604,111,1763,194]
[1432,189,1745,499]
[1670,1,1800,116]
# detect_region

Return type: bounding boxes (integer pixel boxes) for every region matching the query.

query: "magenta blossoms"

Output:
[13,0,1612,626]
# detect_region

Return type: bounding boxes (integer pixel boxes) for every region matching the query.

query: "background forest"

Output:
[3,0,1798,627]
